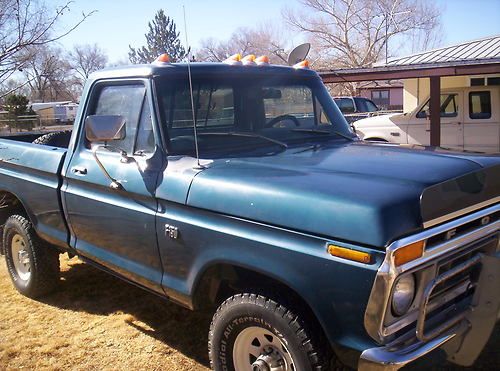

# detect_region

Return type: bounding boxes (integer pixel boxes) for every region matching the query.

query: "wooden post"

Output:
[429,76,441,147]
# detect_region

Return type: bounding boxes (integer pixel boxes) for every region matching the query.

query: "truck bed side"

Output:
[0,138,69,249]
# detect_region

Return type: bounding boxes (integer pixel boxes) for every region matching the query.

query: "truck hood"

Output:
[354,113,405,127]
[187,141,499,248]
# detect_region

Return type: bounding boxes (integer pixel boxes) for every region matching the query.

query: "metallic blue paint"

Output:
[0,139,69,248]
[1,63,499,360]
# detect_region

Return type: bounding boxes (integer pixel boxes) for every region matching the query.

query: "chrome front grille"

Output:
[364,203,500,345]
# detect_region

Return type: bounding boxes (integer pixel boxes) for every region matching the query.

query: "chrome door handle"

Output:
[71,166,87,175]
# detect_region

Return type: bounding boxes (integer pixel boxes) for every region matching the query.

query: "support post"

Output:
[429,76,441,147]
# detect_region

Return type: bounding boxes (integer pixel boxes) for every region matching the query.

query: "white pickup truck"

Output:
[354,86,500,153]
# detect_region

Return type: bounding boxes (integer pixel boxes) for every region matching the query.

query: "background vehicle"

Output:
[334,96,381,123]
[354,86,500,153]
[0,58,499,371]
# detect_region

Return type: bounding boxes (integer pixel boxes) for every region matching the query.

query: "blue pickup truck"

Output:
[0,57,499,371]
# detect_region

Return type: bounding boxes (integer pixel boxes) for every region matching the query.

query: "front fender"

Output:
[156,202,383,351]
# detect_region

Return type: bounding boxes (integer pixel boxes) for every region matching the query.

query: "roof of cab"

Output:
[88,62,318,81]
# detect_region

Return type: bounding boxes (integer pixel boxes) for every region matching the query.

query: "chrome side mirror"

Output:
[85,115,126,142]
[84,115,128,190]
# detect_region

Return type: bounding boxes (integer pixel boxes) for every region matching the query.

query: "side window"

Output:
[469,91,491,119]
[134,95,155,155]
[91,84,146,153]
[334,98,355,113]
[371,90,389,108]
[416,94,458,119]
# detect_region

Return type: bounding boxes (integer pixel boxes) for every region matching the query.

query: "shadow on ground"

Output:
[40,259,212,367]
[39,258,498,370]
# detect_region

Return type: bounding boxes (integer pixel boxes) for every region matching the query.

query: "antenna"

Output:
[183,5,204,169]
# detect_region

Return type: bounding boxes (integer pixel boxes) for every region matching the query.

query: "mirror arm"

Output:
[91,144,124,190]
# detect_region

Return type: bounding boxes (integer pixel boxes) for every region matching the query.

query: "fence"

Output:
[0,115,74,134]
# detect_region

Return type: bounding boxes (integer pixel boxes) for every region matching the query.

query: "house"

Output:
[356,80,403,110]
[31,101,79,124]
[318,34,500,147]
[375,35,500,112]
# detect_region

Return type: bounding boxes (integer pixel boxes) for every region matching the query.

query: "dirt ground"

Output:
[0,253,498,371]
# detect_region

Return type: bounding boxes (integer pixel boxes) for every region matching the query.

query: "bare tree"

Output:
[284,0,442,69]
[22,46,75,102]
[196,23,292,64]
[0,0,94,97]
[68,44,108,85]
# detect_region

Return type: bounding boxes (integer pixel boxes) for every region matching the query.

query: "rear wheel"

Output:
[3,215,60,298]
[209,293,331,371]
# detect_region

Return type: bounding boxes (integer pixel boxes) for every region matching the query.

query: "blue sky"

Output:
[55,0,500,63]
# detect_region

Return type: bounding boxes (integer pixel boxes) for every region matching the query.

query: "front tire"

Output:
[209,293,331,371]
[3,215,60,298]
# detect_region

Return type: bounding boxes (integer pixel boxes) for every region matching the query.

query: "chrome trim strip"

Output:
[364,204,499,343]
[423,197,500,229]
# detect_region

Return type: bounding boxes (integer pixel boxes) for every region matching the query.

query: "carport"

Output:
[318,36,500,146]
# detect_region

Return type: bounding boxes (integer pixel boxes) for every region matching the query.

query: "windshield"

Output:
[155,74,354,157]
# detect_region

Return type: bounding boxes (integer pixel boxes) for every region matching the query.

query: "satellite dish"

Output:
[287,43,311,66]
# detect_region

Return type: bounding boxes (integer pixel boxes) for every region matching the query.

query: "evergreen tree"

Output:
[129,9,188,64]
[4,94,30,116]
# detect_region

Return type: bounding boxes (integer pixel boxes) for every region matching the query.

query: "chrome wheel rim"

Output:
[11,233,31,281]
[233,326,296,371]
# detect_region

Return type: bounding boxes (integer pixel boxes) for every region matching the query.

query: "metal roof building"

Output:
[376,35,500,67]
[318,35,500,146]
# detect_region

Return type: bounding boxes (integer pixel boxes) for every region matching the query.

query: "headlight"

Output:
[392,274,416,316]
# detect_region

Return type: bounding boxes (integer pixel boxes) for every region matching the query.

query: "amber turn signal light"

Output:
[328,244,371,264]
[394,241,425,266]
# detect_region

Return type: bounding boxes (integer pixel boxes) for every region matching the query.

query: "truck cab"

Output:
[0,57,499,371]
[354,86,500,153]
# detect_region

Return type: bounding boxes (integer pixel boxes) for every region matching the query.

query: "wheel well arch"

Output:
[0,190,31,254]
[192,263,327,337]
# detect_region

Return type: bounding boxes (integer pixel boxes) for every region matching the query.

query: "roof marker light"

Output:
[256,55,270,65]
[154,54,171,64]
[293,60,310,69]
[242,54,256,65]
[224,53,242,65]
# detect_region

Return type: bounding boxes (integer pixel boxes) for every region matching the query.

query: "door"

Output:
[463,89,500,153]
[406,93,464,150]
[63,80,165,293]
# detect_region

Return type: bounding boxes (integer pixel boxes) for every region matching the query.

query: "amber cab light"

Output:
[155,54,170,63]
[224,53,242,65]
[394,241,425,266]
[293,60,310,69]
[242,54,256,65]
[256,55,270,65]
[328,244,371,264]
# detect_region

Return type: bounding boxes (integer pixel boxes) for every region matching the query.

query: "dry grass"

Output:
[0,254,498,370]
[0,254,210,371]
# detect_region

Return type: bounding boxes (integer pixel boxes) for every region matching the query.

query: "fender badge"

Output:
[165,224,179,239]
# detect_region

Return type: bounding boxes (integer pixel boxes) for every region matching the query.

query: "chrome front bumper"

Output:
[358,322,469,371]
[360,204,500,371]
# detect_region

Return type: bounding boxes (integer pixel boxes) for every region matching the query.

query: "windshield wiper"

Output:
[198,132,288,149]
[291,128,355,141]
